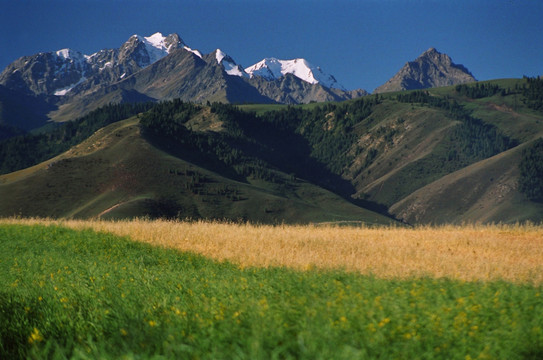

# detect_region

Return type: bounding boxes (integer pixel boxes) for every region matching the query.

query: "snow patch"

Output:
[54,76,86,96]
[245,58,344,89]
[184,46,202,59]
[56,49,72,59]
[223,62,248,77]
[55,49,87,63]
[144,32,167,49]
[216,49,227,64]
[127,32,180,65]
[215,49,248,78]
[99,62,113,71]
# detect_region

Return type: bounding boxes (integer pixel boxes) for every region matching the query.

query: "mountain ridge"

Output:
[0,32,357,99]
[0,32,368,126]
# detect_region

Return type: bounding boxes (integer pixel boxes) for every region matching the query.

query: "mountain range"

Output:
[0,33,476,131]
[0,32,369,126]
[1,32,540,225]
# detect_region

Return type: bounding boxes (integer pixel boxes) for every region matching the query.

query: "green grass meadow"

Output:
[1,224,542,359]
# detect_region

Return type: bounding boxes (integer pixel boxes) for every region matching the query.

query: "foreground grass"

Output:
[1,223,542,359]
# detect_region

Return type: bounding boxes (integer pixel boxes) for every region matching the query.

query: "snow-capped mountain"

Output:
[134,32,184,65]
[215,49,248,78]
[116,32,184,69]
[245,58,345,90]
[0,31,355,99]
[0,32,184,97]
[0,31,368,127]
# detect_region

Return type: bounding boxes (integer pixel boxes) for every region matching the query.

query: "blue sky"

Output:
[1,0,542,92]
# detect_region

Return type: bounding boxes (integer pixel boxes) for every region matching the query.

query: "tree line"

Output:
[396,90,517,164]
[522,76,543,111]
[140,101,282,183]
[519,138,543,202]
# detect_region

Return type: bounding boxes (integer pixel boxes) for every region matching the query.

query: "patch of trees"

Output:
[455,83,505,99]
[381,90,520,204]
[519,138,543,202]
[0,124,24,141]
[522,76,543,111]
[448,117,517,162]
[257,96,381,175]
[397,90,517,164]
[140,100,281,184]
[0,102,153,174]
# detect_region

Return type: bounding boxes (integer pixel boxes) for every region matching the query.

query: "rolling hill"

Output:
[1,78,542,224]
[0,113,395,225]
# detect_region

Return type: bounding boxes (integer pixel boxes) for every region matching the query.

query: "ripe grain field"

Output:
[1,219,542,359]
[3,218,543,285]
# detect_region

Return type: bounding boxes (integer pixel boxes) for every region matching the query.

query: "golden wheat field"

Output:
[3,218,543,285]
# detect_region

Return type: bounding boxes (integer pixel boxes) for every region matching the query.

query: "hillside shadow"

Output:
[235,115,399,221]
[142,132,248,183]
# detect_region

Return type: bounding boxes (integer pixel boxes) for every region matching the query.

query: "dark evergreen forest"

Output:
[519,138,543,202]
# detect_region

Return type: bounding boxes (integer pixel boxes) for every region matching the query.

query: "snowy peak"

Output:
[245,58,284,81]
[55,48,87,62]
[245,57,345,90]
[0,31,363,103]
[127,32,184,65]
[214,49,248,78]
[143,32,184,53]
[184,46,202,59]
[215,49,229,64]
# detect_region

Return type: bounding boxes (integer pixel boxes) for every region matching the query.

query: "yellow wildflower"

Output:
[28,328,43,344]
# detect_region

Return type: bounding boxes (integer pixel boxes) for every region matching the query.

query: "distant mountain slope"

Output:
[247,74,367,104]
[389,141,543,224]
[0,32,184,98]
[374,48,476,93]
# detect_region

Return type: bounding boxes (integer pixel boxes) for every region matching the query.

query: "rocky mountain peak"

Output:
[374,47,476,93]
[0,31,366,119]
[245,57,345,90]
[159,33,185,50]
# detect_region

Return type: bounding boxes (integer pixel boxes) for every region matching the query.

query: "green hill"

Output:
[0,114,394,225]
[1,77,542,224]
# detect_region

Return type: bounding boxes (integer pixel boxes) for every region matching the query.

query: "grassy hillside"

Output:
[1,222,542,359]
[0,114,394,225]
[381,79,543,223]
[1,77,542,224]
[243,80,542,223]
[390,141,543,224]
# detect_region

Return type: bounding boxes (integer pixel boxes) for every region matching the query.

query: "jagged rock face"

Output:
[374,48,476,93]
[0,51,90,95]
[249,74,367,104]
[0,33,186,98]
